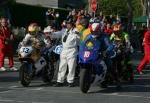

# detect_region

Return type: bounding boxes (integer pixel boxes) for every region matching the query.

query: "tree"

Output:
[126,0,133,33]
[132,0,142,17]
[97,0,128,16]
[141,0,148,16]
[97,0,143,17]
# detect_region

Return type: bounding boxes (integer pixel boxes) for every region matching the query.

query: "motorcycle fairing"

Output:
[79,35,102,63]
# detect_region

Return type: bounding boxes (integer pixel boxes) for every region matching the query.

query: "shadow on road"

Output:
[89,79,150,94]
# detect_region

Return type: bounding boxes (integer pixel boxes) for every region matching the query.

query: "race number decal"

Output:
[53,45,63,54]
[19,46,33,58]
[22,48,29,53]
[84,51,91,58]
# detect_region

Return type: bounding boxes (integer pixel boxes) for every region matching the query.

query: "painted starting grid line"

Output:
[1,85,150,101]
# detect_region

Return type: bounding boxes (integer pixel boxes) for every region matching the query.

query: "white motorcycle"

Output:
[18,45,54,87]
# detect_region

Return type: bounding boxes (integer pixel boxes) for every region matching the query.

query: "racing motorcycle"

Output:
[18,45,54,87]
[110,39,134,87]
[79,35,108,93]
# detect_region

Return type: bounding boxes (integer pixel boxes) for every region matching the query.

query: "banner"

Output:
[90,0,97,12]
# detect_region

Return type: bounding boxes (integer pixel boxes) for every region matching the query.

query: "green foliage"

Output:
[132,0,143,17]
[97,0,142,17]
[98,0,128,16]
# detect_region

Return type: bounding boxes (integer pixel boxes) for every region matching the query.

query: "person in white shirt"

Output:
[54,19,80,87]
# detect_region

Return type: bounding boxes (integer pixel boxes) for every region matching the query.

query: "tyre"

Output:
[19,63,31,87]
[42,62,54,83]
[53,60,60,82]
[80,68,91,93]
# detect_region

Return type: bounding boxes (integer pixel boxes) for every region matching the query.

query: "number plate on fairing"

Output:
[83,51,91,58]
[19,46,33,57]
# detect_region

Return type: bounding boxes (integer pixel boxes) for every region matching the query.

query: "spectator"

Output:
[46,8,55,26]
[0,17,17,71]
[104,23,113,36]
[71,9,77,23]
[138,24,147,53]
[84,10,91,20]
[80,9,85,17]
[66,11,73,21]
[130,25,139,50]
[137,28,150,75]
[76,11,82,26]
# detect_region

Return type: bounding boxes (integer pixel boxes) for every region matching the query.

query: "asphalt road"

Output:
[0,52,150,103]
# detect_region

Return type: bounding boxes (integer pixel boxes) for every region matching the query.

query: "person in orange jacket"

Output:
[0,17,17,71]
[137,28,150,74]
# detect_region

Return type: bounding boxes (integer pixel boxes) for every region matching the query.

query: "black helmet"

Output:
[79,18,89,28]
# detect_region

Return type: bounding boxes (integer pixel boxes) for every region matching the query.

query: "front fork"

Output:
[23,62,34,78]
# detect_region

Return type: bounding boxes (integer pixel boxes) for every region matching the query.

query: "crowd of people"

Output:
[0,8,150,88]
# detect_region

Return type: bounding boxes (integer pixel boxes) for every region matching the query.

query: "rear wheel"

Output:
[80,68,91,93]
[19,63,32,87]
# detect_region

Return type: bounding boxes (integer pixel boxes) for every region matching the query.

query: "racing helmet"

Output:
[28,23,40,35]
[89,23,101,32]
[79,18,89,28]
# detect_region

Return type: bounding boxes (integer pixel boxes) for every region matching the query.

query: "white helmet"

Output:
[43,26,53,33]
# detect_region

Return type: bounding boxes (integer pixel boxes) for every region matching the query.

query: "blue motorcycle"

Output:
[79,35,108,93]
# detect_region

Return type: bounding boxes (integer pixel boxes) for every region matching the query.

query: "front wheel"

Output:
[80,68,91,93]
[42,62,54,83]
[19,63,32,87]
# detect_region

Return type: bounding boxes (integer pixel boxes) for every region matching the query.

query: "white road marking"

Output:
[102,93,150,99]
[0,99,26,103]
[30,87,43,91]
[17,101,25,103]
[0,99,14,102]
[26,87,150,99]
[0,90,12,94]
[51,89,150,99]
[9,86,19,88]
[32,101,54,103]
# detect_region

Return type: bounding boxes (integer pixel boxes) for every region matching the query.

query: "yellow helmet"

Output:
[28,23,40,34]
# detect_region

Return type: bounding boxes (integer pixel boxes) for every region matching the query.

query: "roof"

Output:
[16,0,59,8]
[0,0,10,6]
[16,0,85,9]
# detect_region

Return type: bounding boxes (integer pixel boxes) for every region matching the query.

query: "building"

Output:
[16,0,86,9]
[0,0,87,27]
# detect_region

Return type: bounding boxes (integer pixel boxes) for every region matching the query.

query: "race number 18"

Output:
[84,51,90,58]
